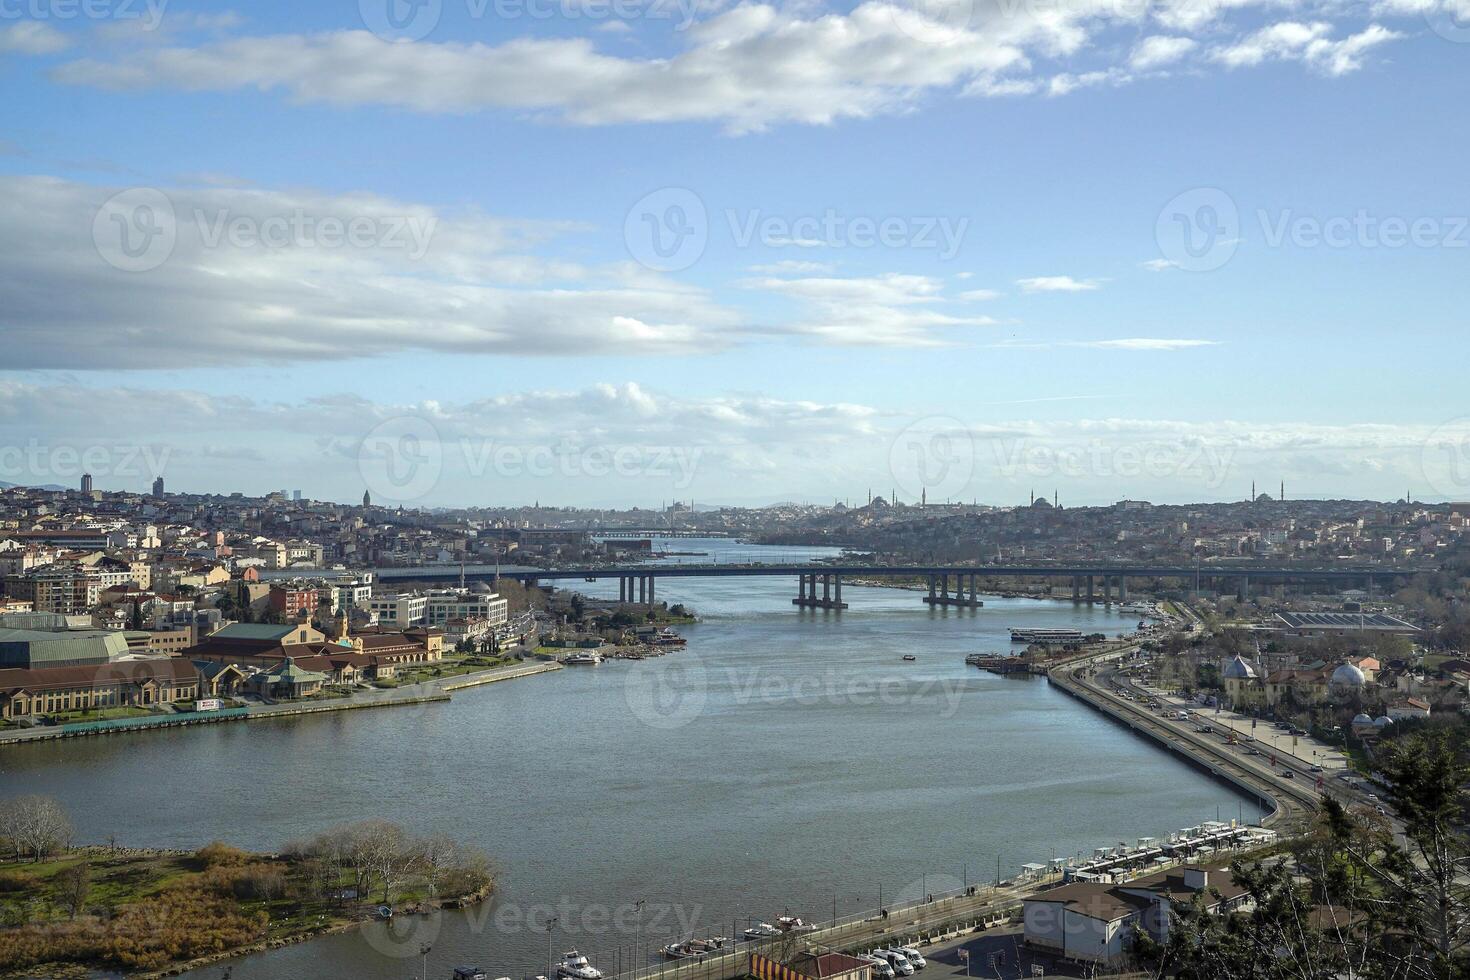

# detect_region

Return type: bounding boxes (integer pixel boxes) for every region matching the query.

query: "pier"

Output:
[792,572,848,609]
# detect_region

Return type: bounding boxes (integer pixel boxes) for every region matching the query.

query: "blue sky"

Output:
[2,0,1469,507]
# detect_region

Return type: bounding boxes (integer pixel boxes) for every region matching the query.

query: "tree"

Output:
[1150,731,1470,980]
[58,861,91,919]
[0,795,73,863]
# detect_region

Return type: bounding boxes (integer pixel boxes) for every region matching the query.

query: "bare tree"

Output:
[0,795,73,862]
[59,861,91,919]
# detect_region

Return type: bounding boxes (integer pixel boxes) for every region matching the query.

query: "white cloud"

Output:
[0,175,742,368]
[745,273,998,346]
[746,259,837,275]
[1129,35,1196,69]
[1212,21,1402,75]
[46,0,1409,131]
[0,21,71,55]
[1140,258,1179,271]
[1016,275,1105,292]
[960,288,1003,301]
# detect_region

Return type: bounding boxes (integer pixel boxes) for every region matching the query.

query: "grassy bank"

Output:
[0,834,493,978]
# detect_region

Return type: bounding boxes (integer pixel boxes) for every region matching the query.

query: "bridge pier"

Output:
[1237,575,1249,602]
[1118,575,1129,602]
[1071,575,1080,603]
[1102,576,1111,604]
[924,570,984,608]
[793,572,846,609]
[1086,574,1095,604]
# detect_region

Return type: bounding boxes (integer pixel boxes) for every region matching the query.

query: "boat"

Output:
[964,654,986,666]
[777,915,817,933]
[563,651,603,666]
[452,969,489,980]
[902,655,917,662]
[556,951,604,980]
[661,938,728,959]
[742,922,782,941]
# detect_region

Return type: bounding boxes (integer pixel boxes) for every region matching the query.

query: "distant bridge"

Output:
[374,562,1419,610]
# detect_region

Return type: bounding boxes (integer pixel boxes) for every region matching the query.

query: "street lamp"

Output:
[420,943,433,980]
[548,916,560,979]
[634,900,645,978]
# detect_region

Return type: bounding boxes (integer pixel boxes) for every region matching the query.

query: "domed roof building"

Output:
[1352,712,1374,727]
[1222,655,1257,680]
[1329,662,1366,695]
[1374,716,1394,728]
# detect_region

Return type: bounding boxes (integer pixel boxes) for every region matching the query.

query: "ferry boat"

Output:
[1009,628,1085,645]
[563,651,604,666]
[556,951,604,980]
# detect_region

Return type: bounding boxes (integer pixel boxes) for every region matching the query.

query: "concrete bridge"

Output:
[375,562,1420,610]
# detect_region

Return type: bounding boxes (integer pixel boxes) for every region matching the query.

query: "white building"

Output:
[367,593,430,627]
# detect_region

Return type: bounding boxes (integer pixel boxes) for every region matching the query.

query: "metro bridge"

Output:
[374,562,1419,611]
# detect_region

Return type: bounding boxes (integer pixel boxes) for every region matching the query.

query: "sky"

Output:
[2,0,1469,509]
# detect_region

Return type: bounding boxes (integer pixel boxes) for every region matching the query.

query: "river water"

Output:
[0,539,1261,980]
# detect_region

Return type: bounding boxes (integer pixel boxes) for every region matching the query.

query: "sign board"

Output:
[196,698,222,712]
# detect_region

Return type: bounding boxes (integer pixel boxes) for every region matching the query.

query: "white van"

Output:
[861,956,896,980]
[875,951,914,976]
[894,947,927,969]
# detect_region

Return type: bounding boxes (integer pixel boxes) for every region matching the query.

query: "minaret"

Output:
[362,489,371,508]
[1280,481,1284,502]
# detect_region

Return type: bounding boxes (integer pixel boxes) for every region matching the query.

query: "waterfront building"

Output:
[0,657,200,720]
[1023,863,1248,963]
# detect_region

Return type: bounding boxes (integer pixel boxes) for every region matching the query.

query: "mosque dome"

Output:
[1330,663,1366,691]
[1223,655,1257,680]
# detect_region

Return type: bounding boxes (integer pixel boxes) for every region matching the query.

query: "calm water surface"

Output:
[0,540,1261,980]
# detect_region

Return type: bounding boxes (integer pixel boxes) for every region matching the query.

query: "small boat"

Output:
[742,922,781,941]
[452,969,489,980]
[777,915,817,933]
[661,938,728,959]
[556,951,604,980]
[902,655,917,662]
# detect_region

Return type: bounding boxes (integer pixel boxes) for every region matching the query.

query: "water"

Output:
[0,539,1261,980]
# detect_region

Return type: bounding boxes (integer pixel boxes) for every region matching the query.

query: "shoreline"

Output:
[0,661,563,747]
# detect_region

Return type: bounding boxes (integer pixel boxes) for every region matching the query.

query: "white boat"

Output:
[563,651,604,666]
[742,922,781,941]
[661,938,728,959]
[777,915,817,933]
[556,951,603,980]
